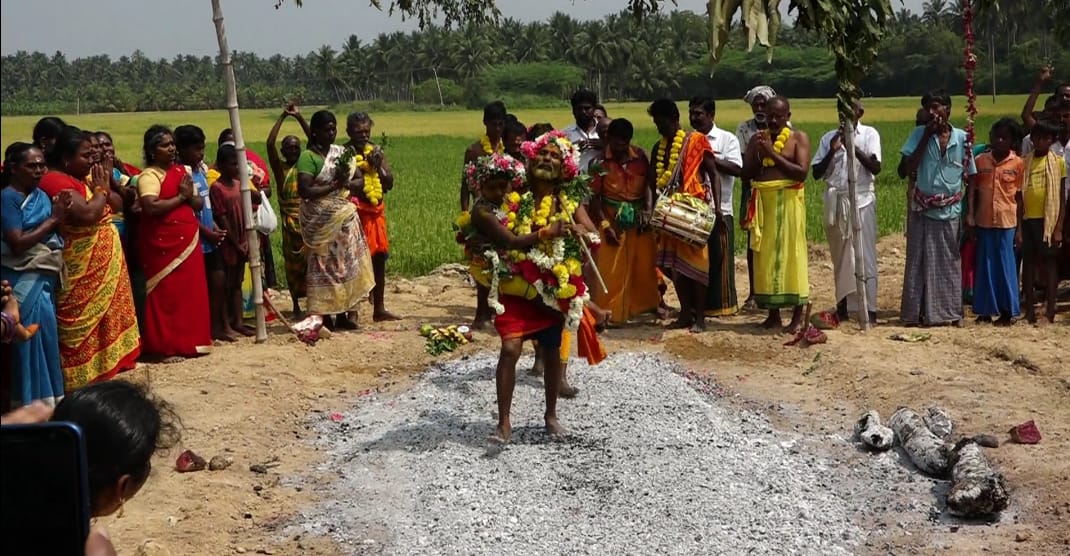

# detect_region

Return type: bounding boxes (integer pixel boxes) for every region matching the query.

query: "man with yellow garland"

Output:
[647,98,721,333]
[460,100,508,329]
[518,131,608,399]
[345,112,399,322]
[465,153,572,442]
[741,96,812,333]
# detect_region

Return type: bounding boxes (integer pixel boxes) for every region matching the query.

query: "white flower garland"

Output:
[483,249,506,316]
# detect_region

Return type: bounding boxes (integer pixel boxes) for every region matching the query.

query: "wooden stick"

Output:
[570,213,609,294]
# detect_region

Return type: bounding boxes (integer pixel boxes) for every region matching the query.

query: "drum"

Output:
[652,192,716,246]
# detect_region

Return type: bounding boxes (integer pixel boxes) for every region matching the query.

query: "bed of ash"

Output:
[284,352,1015,555]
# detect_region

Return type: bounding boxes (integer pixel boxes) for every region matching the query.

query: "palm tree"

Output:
[310,45,345,103]
[922,0,952,28]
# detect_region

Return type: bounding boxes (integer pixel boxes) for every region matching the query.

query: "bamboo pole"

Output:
[211,0,268,343]
[842,117,871,331]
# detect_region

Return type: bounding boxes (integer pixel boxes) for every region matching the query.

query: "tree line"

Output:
[2,2,1066,117]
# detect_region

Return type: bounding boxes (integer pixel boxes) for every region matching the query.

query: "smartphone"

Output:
[754,112,769,130]
[1,422,91,555]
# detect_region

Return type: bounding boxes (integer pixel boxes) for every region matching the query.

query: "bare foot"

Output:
[759,313,782,329]
[489,423,511,444]
[657,301,676,320]
[667,317,694,330]
[544,416,568,437]
[1024,308,1036,325]
[689,319,707,333]
[783,321,803,335]
[559,383,579,399]
[373,309,402,322]
[213,330,238,342]
[233,324,256,337]
[472,314,491,330]
[528,354,545,377]
[994,315,1015,327]
[161,356,186,364]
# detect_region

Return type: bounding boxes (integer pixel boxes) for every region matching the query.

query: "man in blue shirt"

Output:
[897,90,978,327]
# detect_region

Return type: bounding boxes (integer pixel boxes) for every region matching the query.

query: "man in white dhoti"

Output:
[812,101,882,324]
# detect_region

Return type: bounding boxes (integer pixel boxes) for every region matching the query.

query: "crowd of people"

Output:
[2,72,1068,432]
[0,103,404,412]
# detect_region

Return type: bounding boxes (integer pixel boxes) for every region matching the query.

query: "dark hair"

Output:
[142,125,173,166]
[2,142,39,187]
[173,125,206,149]
[1054,99,1070,113]
[218,128,234,145]
[989,118,1023,148]
[216,144,239,167]
[504,120,527,140]
[32,117,67,149]
[483,101,507,122]
[606,118,634,141]
[647,98,679,120]
[593,103,607,115]
[94,131,113,142]
[347,111,373,127]
[45,126,89,169]
[921,89,952,109]
[689,96,716,114]
[310,110,336,131]
[570,89,598,108]
[1042,95,1058,110]
[51,381,180,513]
[1031,119,1062,140]
[505,113,519,125]
[527,123,554,141]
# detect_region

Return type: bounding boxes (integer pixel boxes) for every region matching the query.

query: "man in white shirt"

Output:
[689,96,742,316]
[562,89,602,172]
[811,100,882,324]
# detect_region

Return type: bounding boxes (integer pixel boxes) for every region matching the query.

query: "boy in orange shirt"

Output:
[967,119,1025,324]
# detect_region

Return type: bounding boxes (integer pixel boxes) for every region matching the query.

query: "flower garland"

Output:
[654,129,686,190]
[480,134,504,155]
[490,176,597,330]
[762,128,792,167]
[520,130,580,180]
[354,143,382,205]
[463,153,526,194]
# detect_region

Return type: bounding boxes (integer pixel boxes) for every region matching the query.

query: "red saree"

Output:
[138,165,212,357]
[38,171,141,389]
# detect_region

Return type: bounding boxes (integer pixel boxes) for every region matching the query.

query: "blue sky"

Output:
[1,0,927,59]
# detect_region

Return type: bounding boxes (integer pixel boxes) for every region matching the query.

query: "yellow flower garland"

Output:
[654,129,686,190]
[762,128,792,167]
[354,144,383,205]
[480,135,504,155]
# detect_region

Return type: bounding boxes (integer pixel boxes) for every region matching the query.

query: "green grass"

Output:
[0,97,1027,280]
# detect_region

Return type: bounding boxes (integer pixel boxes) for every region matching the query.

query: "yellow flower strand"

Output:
[762,128,792,167]
[354,144,383,205]
[480,135,503,155]
[654,129,686,190]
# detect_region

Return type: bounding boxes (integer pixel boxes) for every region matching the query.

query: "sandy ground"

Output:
[102,234,1068,556]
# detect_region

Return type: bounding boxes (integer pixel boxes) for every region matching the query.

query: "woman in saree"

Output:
[37,127,140,390]
[135,125,212,360]
[295,110,375,330]
[1,143,71,407]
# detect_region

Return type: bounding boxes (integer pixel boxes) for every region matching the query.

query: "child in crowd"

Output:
[209,145,252,339]
[175,125,230,342]
[1018,120,1067,324]
[968,119,1025,324]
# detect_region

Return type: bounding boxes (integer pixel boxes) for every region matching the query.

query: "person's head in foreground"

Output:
[987,118,1022,159]
[465,153,526,206]
[765,96,792,136]
[921,89,952,127]
[647,98,680,138]
[605,118,634,160]
[51,380,180,518]
[482,101,507,142]
[522,131,579,183]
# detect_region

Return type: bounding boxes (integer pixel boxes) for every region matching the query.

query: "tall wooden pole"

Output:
[843,117,871,331]
[211,0,268,343]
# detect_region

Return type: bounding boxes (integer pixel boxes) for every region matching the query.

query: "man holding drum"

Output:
[742,96,813,333]
[647,99,721,333]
